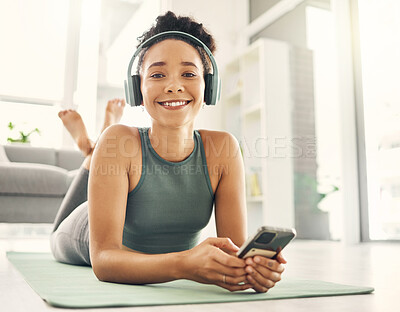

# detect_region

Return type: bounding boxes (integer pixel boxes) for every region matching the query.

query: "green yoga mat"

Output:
[7,252,374,308]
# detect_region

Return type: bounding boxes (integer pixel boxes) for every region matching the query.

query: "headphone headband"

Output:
[124,30,221,106]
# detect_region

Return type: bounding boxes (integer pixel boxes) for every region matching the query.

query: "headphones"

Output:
[124,31,221,107]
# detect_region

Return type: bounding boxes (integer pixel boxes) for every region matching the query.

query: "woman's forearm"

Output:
[91,238,253,292]
[92,248,186,284]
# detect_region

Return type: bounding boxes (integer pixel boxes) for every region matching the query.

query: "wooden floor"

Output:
[1,228,399,311]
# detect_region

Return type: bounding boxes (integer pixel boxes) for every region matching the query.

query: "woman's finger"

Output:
[246,274,270,293]
[214,262,247,278]
[206,237,240,254]
[245,265,276,290]
[247,263,281,283]
[205,268,251,291]
[248,256,285,273]
[222,272,249,285]
[212,245,246,269]
[215,280,253,292]
[275,252,287,264]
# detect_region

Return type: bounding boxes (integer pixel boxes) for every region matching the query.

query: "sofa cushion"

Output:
[0,163,69,196]
[0,145,9,162]
[57,149,84,171]
[3,145,56,166]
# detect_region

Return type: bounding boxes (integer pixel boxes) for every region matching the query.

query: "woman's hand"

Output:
[180,237,253,292]
[244,252,286,293]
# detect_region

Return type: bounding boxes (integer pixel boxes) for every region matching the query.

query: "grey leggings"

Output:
[50,167,91,266]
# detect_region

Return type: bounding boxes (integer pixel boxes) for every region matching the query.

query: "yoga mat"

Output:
[7,252,374,308]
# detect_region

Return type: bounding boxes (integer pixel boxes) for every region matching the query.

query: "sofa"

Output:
[0,144,84,223]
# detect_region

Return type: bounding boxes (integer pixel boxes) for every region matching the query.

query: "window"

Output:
[0,0,71,147]
[0,0,70,101]
[358,0,400,240]
[0,0,154,147]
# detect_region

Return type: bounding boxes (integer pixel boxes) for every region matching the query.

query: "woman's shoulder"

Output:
[197,129,236,140]
[101,124,140,136]
[197,129,240,159]
[95,125,142,159]
[99,125,141,142]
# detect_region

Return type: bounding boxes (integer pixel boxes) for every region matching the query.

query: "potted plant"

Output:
[7,122,40,144]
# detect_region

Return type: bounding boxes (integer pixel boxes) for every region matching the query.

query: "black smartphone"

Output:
[236,226,296,259]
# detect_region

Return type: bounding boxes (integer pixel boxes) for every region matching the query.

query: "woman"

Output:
[51,11,286,293]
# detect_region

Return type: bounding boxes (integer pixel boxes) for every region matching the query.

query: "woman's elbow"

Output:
[90,249,113,282]
[91,257,108,281]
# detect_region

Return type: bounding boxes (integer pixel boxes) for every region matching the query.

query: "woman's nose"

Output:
[164,78,185,93]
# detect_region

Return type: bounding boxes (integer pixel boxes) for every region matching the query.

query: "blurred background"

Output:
[0,0,399,244]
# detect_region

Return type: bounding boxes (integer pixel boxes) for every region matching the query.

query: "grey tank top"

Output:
[122,127,214,254]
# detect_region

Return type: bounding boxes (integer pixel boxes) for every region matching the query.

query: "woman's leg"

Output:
[52,166,90,233]
[51,112,92,265]
[51,99,125,266]
[50,201,91,265]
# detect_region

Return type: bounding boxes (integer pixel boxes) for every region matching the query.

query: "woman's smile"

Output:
[157,99,192,109]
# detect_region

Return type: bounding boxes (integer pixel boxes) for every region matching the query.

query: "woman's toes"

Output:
[58,110,67,118]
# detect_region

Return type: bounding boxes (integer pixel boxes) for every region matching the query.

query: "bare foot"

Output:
[58,110,95,156]
[101,98,126,133]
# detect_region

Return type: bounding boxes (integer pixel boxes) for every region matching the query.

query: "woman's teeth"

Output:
[160,101,188,107]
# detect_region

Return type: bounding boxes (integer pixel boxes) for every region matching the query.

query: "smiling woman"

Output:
[49,11,287,294]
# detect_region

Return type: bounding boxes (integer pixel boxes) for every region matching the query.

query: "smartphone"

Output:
[236,226,296,259]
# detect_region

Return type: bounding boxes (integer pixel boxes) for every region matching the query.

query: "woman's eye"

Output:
[150,73,164,78]
[183,72,196,78]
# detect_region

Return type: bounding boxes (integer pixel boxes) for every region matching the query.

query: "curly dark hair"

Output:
[136,11,216,75]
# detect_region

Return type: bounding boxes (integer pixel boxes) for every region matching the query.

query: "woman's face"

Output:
[140,39,205,128]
